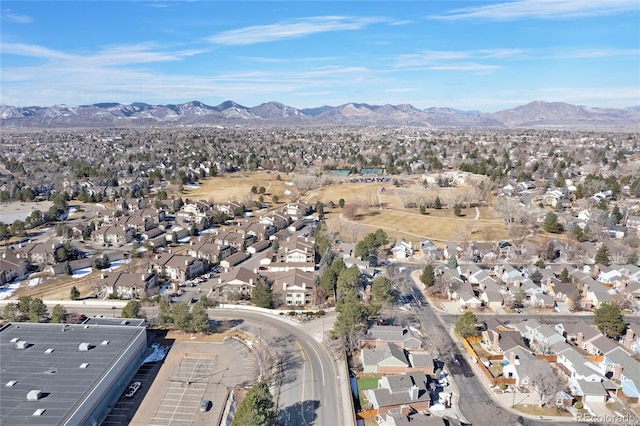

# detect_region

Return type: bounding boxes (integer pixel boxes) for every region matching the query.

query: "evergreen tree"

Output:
[421,265,435,287]
[63,260,72,275]
[454,204,462,217]
[158,299,172,326]
[121,300,141,319]
[543,212,562,233]
[190,301,210,333]
[28,298,48,323]
[51,304,67,323]
[333,291,367,350]
[172,304,191,331]
[455,311,479,338]
[70,285,80,300]
[231,381,275,426]
[434,195,442,209]
[559,268,570,283]
[627,251,638,266]
[447,255,458,270]
[251,283,274,309]
[594,302,625,339]
[595,245,611,266]
[2,303,18,322]
[371,276,394,305]
[336,265,362,304]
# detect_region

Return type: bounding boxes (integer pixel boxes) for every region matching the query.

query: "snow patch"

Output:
[28,277,42,287]
[143,343,170,363]
[0,281,21,300]
[73,267,92,278]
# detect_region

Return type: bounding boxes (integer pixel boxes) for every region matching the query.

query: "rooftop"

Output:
[0,321,146,426]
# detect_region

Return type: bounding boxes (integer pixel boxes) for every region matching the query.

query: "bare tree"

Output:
[531,365,563,407]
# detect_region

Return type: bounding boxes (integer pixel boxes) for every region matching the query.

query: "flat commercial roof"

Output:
[0,321,146,425]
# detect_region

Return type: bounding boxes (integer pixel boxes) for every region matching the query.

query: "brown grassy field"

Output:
[172,171,299,205]
[325,208,508,243]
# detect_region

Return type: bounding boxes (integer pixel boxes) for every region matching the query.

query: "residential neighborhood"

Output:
[0,125,639,426]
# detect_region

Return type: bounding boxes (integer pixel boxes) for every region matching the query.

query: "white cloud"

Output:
[207,16,387,45]
[431,0,638,21]
[2,9,33,24]
[428,63,502,72]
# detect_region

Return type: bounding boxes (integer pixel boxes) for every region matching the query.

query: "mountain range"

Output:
[1,100,638,130]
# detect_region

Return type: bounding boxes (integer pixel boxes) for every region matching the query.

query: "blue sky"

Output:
[1,1,638,111]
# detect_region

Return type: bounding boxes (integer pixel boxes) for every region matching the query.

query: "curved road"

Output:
[213,310,344,426]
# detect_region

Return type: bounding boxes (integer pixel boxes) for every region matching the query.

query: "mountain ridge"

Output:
[1,100,638,129]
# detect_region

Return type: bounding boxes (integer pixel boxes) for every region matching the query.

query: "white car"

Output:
[124,381,141,398]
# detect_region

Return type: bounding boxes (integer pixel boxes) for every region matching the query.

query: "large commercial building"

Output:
[0,319,147,425]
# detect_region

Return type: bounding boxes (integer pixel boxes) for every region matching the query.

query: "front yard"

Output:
[514,404,572,417]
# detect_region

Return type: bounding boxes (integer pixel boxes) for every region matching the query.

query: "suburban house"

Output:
[150,253,205,283]
[212,267,261,300]
[602,347,640,403]
[185,240,234,264]
[360,342,411,374]
[100,271,159,299]
[363,372,432,415]
[391,240,413,260]
[502,347,551,388]
[0,251,29,285]
[92,225,136,246]
[219,251,250,270]
[619,323,640,354]
[283,202,312,220]
[272,269,315,306]
[361,325,422,350]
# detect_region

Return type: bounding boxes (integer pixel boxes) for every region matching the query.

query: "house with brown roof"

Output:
[150,253,205,283]
[271,269,315,306]
[212,267,262,300]
[0,251,29,285]
[100,271,159,299]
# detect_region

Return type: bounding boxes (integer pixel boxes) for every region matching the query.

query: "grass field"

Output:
[174,171,298,205]
[357,376,380,409]
[327,208,508,243]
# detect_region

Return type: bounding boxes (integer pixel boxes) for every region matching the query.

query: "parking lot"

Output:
[130,337,257,426]
[102,360,163,426]
[149,357,216,425]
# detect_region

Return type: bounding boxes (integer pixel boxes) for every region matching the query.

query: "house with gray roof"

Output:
[363,372,431,415]
[361,342,410,374]
[361,325,422,350]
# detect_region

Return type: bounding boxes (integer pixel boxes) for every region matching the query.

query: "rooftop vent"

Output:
[5,380,18,387]
[84,325,90,329]
[32,409,46,416]
[79,342,91,351]
[121,320,129,325]
[79,363,89,369]
[15,340,29,349]
[101,340,110,346]
[44,370,57,375]
[26,390,42,401]
[45,348,54,354]
[10,337,19,343]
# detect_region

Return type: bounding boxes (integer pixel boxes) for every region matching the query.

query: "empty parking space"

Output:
[148,358,217,426]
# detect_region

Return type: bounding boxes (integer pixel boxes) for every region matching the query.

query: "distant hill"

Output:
[1,100,638,129]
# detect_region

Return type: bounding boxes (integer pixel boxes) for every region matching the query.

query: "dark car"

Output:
[200,399,212,412]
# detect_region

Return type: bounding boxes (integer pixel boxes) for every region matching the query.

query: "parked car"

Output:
[124,381,141,398]
[200,399,212,412]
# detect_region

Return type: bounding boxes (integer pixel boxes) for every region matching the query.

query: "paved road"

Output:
[212,309,344,426]
[404,267,553,426]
